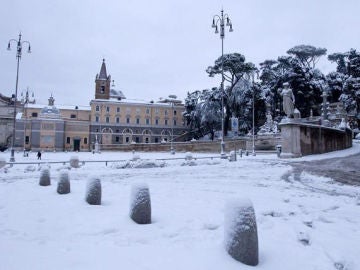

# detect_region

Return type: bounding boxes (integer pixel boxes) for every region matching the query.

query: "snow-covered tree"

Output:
[259,45,327,118]
[199,88,222,140]
[206,53,257,135]
[183,89,222,140]
[328,49,360,126]
[287,45,327,69]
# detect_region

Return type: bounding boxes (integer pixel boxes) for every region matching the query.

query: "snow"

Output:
[130,182,150,210]
[0,147,360,269]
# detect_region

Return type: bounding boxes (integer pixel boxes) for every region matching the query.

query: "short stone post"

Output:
[224,198,259,266]
[229,151,236,162]
[85,178,102,205]
[39,168,51,186]
[130,183,151,224]
[70,156,80,168]
[0,158,5,169]
[57,171,70,194]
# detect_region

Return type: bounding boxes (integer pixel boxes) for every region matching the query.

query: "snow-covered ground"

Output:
[1,146,360,270]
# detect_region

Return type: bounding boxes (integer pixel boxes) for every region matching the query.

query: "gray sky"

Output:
[1,0,359,106]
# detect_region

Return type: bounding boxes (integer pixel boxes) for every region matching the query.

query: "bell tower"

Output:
[95,59,111,99]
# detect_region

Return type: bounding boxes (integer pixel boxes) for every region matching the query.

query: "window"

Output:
[116,117,120,123]
[126,137,130,143]
[165,119,168,125]
[155,137,159,143]
[146,108,150,114]
[165,109,168,115]
[95,105,100,112]
[145,138,149,143]
[66,137,70,144]
[31,112,38,117]
[106,106,110,112]
[42,123,54,130]
[84,138,88,144]
[173,119,177,126]
[146,118,150,125]
[136,118,140,124]
[25,136,29,144]
[96,128,99,132]
[135,137,140,143]
[126,117,130,124]
[155,108,160,114]
[174,110,177,116]
[95,116,99,122]
[100,86,105,93]
[155,119,159,125]
[116,107,120,113]
[115,136,120,142]
[106,116,109,123]
[70,114,76,119]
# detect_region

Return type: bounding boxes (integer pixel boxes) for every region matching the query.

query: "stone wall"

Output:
[95,139,248,153]
[280,121,353,158]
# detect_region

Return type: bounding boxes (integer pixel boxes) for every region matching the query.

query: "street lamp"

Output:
[251,71,259,156]
[169,95,177,155]
[7,33,31,162]
[212,9,233,158]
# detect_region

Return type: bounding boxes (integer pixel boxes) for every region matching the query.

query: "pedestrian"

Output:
[37,151,42,160]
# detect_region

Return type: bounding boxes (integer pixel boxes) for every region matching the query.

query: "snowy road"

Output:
[286,152,360,186]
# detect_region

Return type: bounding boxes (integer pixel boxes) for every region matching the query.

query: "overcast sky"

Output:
[1,0,359,106]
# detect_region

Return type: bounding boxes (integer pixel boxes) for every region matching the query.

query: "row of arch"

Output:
[97,128,172,144]
[100,127,171,136]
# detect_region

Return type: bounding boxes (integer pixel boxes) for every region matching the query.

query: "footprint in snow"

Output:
[297,231,311,246]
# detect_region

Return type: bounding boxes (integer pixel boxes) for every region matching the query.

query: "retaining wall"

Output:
[279,121,353,158]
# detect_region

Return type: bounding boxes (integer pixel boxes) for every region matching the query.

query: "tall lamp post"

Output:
[250,71,259,156]
[7,33,31,162]
[169,95,177,155]
[212,9,233,158]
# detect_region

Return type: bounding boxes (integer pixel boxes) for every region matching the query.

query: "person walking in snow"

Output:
[37,151,42,160]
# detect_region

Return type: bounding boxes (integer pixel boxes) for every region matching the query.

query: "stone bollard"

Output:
[224,198,259,266]
[276,145,282,158]
[39,168,51,186]
[239,149,243,158]
[130,183,151,224]
[185,152,193,161]
[245,150,249,156]
[70,156,80,168]
[229,151,236,162]
[0,157,5,169]
[85,178,102,205]
[57,171,70,194]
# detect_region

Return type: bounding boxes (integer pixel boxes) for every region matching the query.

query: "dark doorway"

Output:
[73,139,81,151]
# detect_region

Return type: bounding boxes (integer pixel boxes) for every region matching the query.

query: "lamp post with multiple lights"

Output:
[7,33,31,162]
[251,70,259,156]
[211,9,233,158]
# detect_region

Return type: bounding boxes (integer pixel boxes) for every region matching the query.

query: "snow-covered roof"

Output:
[25,103,91,111]
[110,89,126,99]
[90,98,184,107]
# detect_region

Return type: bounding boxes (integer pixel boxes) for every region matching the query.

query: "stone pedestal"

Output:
[279,120,302,158]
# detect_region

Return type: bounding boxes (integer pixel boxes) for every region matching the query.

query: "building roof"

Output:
[90,98,184,107]
[25,103,91,111]
[98,59,108,80]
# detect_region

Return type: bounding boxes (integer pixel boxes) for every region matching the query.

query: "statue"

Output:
[281,82,295,118]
